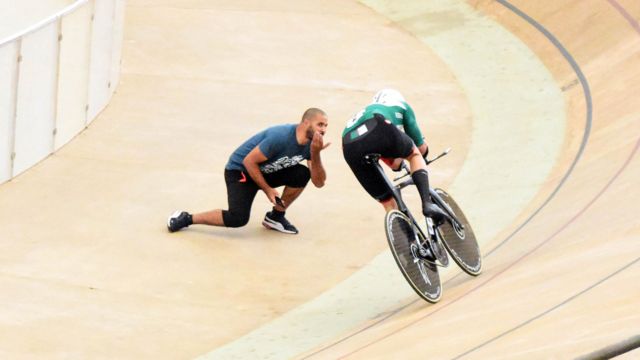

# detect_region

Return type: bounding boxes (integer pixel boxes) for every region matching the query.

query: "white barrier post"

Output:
[12,21,58,177]
[110,0,126,94]
[88,0,116,124]
[0,43,13,182]
[51,18,63,152]
[0,41,21,183]
[85,0,96,127]
[9,39,22,179]
[55,2,93,150]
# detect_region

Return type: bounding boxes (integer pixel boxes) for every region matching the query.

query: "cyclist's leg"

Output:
[344,156,394,207]
[378,121,448,222]
[407,151,448,222]
[342,126,394,209]
[403,147,432,204]
[380,156,405,171]
[380,196,398,212]
[412,167,449,222]
[405,146,427,173]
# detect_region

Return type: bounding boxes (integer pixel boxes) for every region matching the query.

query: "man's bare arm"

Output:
[243,146,280,206]
[309,131,330,187]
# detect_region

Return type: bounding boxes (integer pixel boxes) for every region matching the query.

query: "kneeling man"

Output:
[167,108,329,235]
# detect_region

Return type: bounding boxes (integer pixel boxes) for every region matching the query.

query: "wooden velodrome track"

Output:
[0,0,638,359]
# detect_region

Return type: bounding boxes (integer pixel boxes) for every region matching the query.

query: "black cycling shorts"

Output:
[221,164,310,227]
[342,114,415,201]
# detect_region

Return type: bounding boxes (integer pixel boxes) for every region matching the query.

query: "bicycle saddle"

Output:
[363,153,381,164]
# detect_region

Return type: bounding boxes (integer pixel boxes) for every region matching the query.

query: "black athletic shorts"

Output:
[222,164,310,226]
[342,113,415,201]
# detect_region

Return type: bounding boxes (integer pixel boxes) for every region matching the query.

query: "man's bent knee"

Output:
[222,210,250,228]
[288,165,311,188]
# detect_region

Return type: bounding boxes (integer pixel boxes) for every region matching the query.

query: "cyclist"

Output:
[342,89,447,222]
[168,108,329,234]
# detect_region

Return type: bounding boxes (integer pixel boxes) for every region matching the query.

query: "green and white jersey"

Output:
[342,102,425,146]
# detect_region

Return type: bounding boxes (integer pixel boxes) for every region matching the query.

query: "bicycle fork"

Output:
[420,217,449,267]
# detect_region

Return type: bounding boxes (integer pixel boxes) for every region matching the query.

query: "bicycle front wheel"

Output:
[434,189,482,276]
[385,210,442,303]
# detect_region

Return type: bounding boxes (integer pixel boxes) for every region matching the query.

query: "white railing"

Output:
[0,0,125,184]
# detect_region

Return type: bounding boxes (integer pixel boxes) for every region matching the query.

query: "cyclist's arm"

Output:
[403,103,426,148]
[418,142,429,158]
[403,103,430,157]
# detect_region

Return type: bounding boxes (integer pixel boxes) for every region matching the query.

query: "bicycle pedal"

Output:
[411,243,436,263]
[418,246,434,260]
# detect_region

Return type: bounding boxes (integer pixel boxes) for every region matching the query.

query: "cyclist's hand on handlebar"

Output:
[422,143,429,161]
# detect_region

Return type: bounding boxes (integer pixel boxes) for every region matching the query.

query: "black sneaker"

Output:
[167,211,192,232]
[262,211,298,234]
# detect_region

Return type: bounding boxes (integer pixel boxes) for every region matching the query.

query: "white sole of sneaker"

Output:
[262,217,297,234]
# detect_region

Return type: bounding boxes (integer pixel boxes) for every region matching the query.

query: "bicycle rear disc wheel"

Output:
[385,210,442,303]
[435,189,482,276]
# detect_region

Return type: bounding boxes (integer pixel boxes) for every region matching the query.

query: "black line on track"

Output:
[303,0,594,357]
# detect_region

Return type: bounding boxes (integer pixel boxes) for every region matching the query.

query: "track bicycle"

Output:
[363,148,482,303]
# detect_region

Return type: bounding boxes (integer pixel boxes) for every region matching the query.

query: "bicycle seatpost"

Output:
[370,159,408,213]
[363,153,381,165]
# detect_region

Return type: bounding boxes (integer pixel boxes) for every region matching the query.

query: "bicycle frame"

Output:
[394,168,464,231]
[365,152,465,237]
[365,155,430,244]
